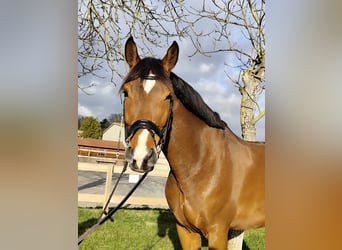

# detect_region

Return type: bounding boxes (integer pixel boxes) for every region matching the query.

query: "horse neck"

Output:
[163,99,213,179]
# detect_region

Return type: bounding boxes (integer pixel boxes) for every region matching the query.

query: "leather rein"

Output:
[78,76,174,245]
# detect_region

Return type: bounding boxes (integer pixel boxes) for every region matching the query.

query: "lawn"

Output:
[78,207,265,250]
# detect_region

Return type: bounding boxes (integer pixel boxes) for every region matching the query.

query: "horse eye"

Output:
[165,94,172,100]
[122,90,128,97]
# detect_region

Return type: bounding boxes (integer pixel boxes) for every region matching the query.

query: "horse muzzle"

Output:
[125,146,158,173]
[123,118,172,173]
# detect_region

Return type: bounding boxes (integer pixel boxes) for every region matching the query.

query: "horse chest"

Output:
[176,193,206,232]
[165,174,207,232]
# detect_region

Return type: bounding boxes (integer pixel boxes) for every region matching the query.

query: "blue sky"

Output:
[78,3,265,141]
[78,38,265,141]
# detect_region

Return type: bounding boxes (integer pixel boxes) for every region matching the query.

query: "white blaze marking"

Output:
[143,74,156,94]
[134,129,149,168]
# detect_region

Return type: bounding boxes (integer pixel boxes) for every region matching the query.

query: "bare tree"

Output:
[185,0,265,141]
[78,0,189,85]
[78,0,265,248]
[78,0,265,139]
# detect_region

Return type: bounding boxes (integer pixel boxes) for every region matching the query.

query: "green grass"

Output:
[78,207,265,250]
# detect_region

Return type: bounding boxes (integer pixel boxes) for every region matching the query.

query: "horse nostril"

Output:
[125,146,134,160]
[146,148,154,159]
[145,148,158,165]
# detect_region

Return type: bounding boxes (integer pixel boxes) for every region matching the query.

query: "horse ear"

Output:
[162,41,179,73]
[125,36,140,68]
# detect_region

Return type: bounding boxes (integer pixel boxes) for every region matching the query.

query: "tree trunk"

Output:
[239,71,261,141]
[239,56,265,142]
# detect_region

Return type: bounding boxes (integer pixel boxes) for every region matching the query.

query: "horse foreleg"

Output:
[207,227,229,250]
[176,223,201,250]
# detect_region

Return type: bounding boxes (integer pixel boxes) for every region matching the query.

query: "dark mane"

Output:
[170,72,227,129]
[123,57,168,84]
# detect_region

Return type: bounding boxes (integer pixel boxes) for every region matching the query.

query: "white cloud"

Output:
[78,103,94,117]
[199,63,212,73]
[89,80,115,95]
[78,76,123,120]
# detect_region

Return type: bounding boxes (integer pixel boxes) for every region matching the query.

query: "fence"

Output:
[78,147,169,209]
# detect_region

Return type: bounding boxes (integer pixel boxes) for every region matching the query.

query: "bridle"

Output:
[123,76,173,154]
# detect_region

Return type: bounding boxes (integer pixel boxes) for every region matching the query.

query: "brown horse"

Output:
[120,37,265,250]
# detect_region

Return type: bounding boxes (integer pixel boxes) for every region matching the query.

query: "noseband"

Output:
[124,78,173,153]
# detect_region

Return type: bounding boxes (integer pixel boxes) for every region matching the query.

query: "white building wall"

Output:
[102,123,126,142]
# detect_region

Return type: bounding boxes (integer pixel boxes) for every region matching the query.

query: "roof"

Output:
[78,137,125,150]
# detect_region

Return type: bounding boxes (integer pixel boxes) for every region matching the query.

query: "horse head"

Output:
[120,37,178,173]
